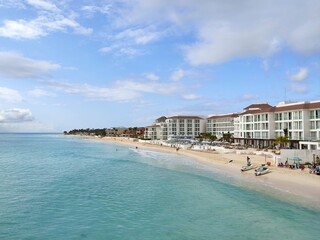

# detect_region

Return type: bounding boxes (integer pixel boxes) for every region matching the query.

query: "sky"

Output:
[0,0,320,132]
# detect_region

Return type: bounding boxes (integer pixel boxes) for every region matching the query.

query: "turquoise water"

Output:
[0,134,319,240]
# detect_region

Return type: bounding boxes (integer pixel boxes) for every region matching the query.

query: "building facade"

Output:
[165,116,206,140]
[145,100,320,147]
[234,101,320,148]
[206,114,239,139]
[144,116,167,140]
[144,125,161,140]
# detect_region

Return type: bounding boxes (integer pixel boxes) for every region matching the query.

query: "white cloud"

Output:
[288,67,309,81]
[0,19,46,39]
[0,3,92,39]
[28,88,55,97]
[81,4,111,15]
[182,94,200,100]
[99,45,141,57]
[0,87,23,102]
[0,51,60,78]
[99,46,116,54]
[26,0,59,12]
[43,79,181,102]
[171,69,185,81]
[290,83,308,93]
[116,27,161,45]
[118,47,140,57]
[0,1,25,8]
[108,0,320,65]
[0,108,34,123]
[144,73,160,81]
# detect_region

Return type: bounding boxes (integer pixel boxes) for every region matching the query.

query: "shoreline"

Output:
[81,136,320,209]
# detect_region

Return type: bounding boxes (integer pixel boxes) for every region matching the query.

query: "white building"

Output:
[234,100,320,148]
[145,100,320,147]
[144,116,166,140]
[234,103,275,148]
[144,125,161,140]
[164,116,206,140]
[206,113,238,139]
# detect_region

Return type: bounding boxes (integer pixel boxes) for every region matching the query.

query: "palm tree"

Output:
[197,132,217,143]
[221,131,233,143]
[273,136,289,149]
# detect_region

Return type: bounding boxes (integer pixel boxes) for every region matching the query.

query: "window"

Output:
[245,115,253,122]
[275,113,282,121]
[310,132,317,140]
[310,121,315,130]
[310,111,315,119]
[293,111,302,120]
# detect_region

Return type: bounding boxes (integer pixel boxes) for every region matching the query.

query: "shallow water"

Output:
[0,134,319,240]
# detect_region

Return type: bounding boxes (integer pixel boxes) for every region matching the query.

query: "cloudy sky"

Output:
[0,0,319,132]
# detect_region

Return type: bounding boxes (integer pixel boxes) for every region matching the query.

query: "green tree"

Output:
[221,131,233,143]
[273,136,289,149]
[197,132,217,143]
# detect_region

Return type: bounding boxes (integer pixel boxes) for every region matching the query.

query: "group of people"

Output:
[309,164,320,175]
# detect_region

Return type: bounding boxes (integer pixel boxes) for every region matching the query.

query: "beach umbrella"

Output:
[288,156,302,161]
[288,156,303,166]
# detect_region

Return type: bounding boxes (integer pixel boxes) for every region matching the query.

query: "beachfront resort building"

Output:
[233,103,276,148]
[165,116,206,140]
[144,116,167,140]
[206,113,239,139]
[144,116,206,140]
[234,100,320,148]
[145,100,320,147]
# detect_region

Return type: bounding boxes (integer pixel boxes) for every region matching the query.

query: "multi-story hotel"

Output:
[233,103,275,148]
[165,116,206,140]
[144,116,166,140]
[145,100,320,148]
[233,100,320,148]
[206,113,239,139]
[145,116,206,140]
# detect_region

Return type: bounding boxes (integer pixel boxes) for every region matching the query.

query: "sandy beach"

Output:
[86,136,320,208]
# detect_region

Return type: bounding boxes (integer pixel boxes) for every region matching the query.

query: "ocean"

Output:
[0,133,319,240]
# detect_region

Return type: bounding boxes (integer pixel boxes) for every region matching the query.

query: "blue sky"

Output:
[0,0,319,132]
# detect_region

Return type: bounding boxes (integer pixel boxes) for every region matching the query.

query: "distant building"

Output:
[145,99,320,148]
[206,113,239,139]
[165,116,206,140]
[144,125,161,140]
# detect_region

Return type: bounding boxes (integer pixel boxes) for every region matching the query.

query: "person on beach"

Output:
[246,156,251,166]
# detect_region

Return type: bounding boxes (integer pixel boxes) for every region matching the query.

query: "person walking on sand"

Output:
[247,156,251,166]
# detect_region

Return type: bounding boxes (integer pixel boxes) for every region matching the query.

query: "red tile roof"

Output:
[167,116,204,120]
[207,113,239,119]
